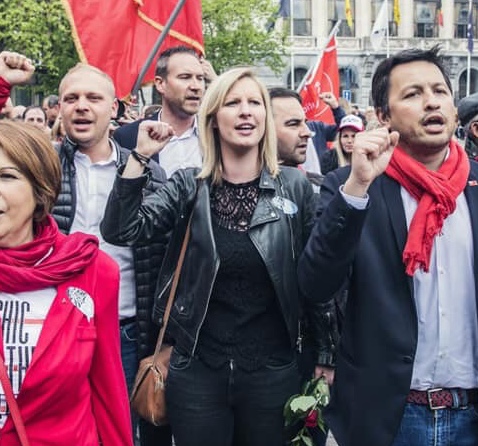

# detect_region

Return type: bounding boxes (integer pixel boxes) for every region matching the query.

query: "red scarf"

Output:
[385,140,470,276]
[0,216,99,293]
[0,77,11,111]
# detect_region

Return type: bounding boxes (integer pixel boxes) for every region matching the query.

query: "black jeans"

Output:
[165,350,300,446]
[139,421,172,446]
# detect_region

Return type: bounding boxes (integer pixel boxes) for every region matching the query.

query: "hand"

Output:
[136,120,175,158]
[314,365,335,386]
[200,58,217,84]
[343,127,400,197]
[0,51,35,86]
[319,92,338,109]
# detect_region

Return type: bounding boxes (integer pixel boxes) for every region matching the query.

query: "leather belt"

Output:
[407,388,478,410]
[119,316,136,327]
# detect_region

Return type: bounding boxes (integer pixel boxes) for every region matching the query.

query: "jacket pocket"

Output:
[77,326,97,341]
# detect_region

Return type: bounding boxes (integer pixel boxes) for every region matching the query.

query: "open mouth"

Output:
[72,118,93,128]
[422,114,445,131]
[235,123,255,130]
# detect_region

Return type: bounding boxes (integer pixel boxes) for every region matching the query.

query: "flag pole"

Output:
[130,0,188,100]
[467,0,473,96]
[386,0,390,58]
[468,51,472,96]
[296,20,341,93]
[289,0,295,88]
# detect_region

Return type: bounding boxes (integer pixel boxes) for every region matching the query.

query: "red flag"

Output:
[62,0,204,99]
[437,0,444,27]
[298,35,339,124]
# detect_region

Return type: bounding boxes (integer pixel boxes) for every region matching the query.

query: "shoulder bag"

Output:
[130,213,193,426]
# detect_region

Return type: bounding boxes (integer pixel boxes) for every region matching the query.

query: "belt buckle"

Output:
[427,388,447,410]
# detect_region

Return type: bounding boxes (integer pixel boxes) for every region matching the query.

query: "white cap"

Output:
[339,115,364,132]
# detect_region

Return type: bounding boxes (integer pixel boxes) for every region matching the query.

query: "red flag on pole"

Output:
[437,0,444,27]
[61,0,204,99]
[298,35,340,125]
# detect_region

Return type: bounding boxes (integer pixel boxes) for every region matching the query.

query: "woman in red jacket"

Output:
[0,121,132,446]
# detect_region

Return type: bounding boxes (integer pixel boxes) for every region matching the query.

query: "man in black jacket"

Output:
[458,92,478,159]
[51,63,169,445]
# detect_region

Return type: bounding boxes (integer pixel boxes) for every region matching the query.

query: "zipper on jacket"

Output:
[296,320,303,353]
[191,257,220,356]
[229,358,235,386]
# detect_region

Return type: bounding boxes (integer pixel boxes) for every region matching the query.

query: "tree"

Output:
[0,0,287,98]
[0,0,78,95]
[202,0,286,75]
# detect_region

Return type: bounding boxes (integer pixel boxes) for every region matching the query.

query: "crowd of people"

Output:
[0,42,478,446]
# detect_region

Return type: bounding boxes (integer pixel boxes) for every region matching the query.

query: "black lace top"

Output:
[196,178,292,371]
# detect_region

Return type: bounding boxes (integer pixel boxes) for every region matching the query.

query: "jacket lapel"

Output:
[380,175,414,293]
[464,164,478,301]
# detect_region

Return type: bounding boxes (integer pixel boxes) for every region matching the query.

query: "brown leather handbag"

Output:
[130,217,192,426]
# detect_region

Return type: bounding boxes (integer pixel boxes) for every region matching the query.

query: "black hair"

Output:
[371,45,452,118]
[155,46,200,77]
[44,94,59,108]
[268,87,302,104]
[22,105,47,121]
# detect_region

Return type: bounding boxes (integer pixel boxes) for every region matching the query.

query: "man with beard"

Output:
[269,87,324,190]
[299,46,478,446]
[114,46,213,177]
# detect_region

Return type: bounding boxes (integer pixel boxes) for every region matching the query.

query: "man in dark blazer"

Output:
[299,46,478,446]
[114,46,216,176]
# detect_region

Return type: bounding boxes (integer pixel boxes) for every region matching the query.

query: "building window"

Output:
[328,0,355,37]
[415,1,440,38]
[459,68,478,99]
[288,67,308,90]
[455,0,476,39]
[292,0,312,36]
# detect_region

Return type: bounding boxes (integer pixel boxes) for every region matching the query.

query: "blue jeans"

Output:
[120,321,139,437]
[391,403,478,446]
[165,351,300,446]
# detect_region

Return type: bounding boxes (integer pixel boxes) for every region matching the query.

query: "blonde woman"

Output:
[101,67,333,446]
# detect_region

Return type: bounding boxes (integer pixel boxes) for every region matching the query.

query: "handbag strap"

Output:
[151,209,193,363]
[0,359,30,446]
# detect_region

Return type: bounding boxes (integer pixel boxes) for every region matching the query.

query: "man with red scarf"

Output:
[299,46,478,446]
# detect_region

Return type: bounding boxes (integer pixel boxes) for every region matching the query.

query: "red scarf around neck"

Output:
[385,140,470,276]
[0,216,99,293]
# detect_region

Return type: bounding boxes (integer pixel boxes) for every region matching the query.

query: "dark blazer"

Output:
[113,112,159,150]
[307,106,346,160]
[52,137,168,359]
[298,160,478,446]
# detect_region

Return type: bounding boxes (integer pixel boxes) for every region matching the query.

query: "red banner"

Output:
[62,0,204,99]
[298,35,339,125]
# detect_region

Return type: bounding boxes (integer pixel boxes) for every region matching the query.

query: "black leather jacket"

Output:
[101,166,338,366]
[51,138,168,359]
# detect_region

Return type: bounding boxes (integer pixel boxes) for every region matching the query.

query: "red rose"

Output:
[305,409,318,427]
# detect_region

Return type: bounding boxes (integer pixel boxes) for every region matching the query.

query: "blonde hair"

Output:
[59,63,115,98]
[197,67,279,184]
[336,142,350,167]
[0,121,61,223]
[51,116,65,142]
